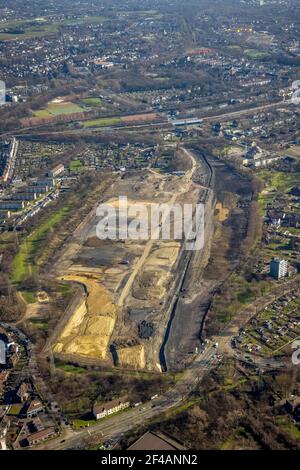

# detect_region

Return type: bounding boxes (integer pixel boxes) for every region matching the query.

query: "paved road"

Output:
[34,278,300,450]
[37,346,218,450]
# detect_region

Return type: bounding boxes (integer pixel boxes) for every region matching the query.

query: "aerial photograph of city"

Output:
[0,0,300,461]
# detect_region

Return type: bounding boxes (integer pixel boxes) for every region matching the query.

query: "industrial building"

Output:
[270,258,288,280]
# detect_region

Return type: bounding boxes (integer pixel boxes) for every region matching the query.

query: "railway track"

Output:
[159,148,215,371]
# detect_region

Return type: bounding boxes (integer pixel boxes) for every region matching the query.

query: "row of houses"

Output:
[0,177,58,216]
[266,209,300,230]
[2,378,59,448]
[93,396,130,420]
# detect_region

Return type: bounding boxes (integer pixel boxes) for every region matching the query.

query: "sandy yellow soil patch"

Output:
[54,274,116,360]
[215,202,229,222]
[117,344,146,369]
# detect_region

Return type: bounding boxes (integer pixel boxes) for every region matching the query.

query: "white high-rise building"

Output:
[270,258,288,280]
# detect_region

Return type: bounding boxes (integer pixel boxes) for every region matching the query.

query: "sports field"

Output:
[34,101,84,118]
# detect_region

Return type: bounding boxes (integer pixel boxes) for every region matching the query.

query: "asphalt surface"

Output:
[31,277,300,449]
[38,346,218,450]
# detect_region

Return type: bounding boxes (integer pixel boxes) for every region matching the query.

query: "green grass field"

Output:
[58,283,72,295]
[258,170,300,212]
[48,102,83,116]
[30,319,49,331]
[227,45,242,50]
[72,418,97,430]
[80,97,103,106]
[56,363,87,374]
[276,416,300,440]
[20,290,36,304]
[7,404,22,416]
[12,205,70,284]
[34,102,84,118]
[34,109,52,118]
[259,171,299,192]
[244,49,270,60]
[69,159,84,171]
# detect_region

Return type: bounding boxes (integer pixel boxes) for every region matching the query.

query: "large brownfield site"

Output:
[48,148,195,369]
[44,147,252,372]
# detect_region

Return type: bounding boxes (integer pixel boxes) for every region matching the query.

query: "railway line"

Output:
[160,148,215,371]
[1,99,287,140]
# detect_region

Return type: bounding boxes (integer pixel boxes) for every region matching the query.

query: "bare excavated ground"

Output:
[50,150,202,371]
[165,155,253,371]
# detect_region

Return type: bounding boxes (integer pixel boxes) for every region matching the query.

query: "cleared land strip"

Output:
[117,147,197,308]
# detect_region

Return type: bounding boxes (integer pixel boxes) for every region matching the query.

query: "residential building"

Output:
[26,427,56,446]
[0,210,11,220]
[27,186,49,194]
[270,258,288,280]
[92,396,130,420]
[48,164,64,178]
[0,370,9,395]
[7,344,19,368]
[35,178,55,188]
[12,193,37,201]
[24,399,44,418]
[0,419,9,451]
[15,382,31,403]
[0,201,25,210]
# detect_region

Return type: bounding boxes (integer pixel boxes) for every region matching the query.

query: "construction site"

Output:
[46,147,253,372]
